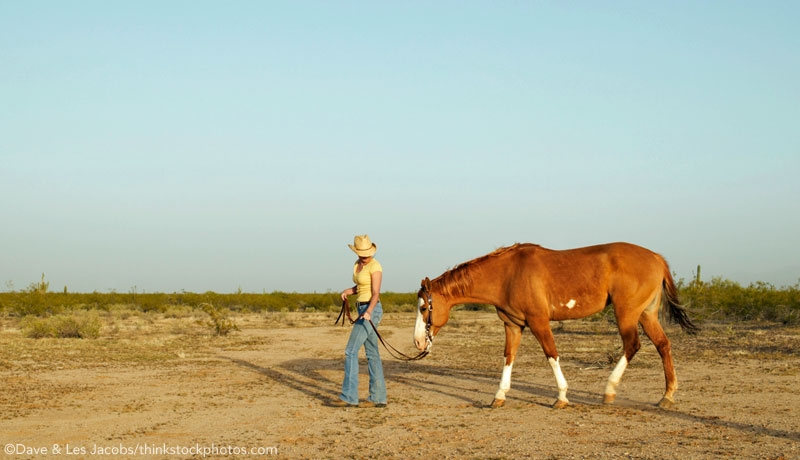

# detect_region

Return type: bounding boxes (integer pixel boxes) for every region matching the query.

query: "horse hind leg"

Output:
[640,310,678,408]
[491,322,522,408]
[603,313,641,405]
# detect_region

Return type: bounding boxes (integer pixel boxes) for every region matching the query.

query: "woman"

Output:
[333,234,387,408]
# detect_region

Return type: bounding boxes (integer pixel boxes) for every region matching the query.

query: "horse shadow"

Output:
[221,355,800,443]
[220,355,517,406]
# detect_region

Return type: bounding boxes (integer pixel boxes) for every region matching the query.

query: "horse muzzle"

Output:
[414,333,433,352]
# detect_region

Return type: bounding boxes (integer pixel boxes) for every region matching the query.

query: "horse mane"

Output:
[432,243,539,299]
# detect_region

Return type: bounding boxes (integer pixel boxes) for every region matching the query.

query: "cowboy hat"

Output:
[348,235,377,257]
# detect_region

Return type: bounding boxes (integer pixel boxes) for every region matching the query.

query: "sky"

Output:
[1,1,798,293]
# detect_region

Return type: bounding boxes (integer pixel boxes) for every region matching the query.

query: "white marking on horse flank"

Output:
[548,357,569,402]
[565,299,576,309]
[495,362,514,400]
[605,356,629,396]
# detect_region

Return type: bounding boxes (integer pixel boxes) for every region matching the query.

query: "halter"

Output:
[421,288,434,352]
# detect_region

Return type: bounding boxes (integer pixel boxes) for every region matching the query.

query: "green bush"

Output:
[0,287,421,316]
[3,276,798,325]
[678,277,800,324]
[454,303,495,312]
[200,303,239,336]
[20,316,57,338]
[21,311,102,339]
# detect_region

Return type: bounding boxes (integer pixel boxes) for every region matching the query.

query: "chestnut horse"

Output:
[412,242,698,409]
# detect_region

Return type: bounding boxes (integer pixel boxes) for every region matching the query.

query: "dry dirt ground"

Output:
[1,310,799,459]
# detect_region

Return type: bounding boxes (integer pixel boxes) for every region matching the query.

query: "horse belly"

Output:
[550,294,606,321]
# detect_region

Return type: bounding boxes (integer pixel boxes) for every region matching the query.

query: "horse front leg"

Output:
[529,317,569,409]
[490,322,523,408]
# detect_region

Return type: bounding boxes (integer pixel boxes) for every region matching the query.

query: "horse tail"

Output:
[660,257,700,334]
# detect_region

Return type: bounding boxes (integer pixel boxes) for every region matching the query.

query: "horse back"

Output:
[507,242,666,320]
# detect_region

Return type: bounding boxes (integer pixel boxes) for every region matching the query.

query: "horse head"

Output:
[413,277,450,352]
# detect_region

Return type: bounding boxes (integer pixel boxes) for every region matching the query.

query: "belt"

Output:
[357,302,372,307]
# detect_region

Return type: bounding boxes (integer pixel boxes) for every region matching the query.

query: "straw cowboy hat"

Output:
[349,235,377,257]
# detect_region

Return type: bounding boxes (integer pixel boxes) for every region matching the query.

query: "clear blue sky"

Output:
[2,1,798,293]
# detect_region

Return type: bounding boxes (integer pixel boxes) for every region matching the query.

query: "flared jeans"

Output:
[339,302,387,404]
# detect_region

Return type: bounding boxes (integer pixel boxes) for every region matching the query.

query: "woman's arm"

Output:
[340,285,357,301]
[361,271,382,320]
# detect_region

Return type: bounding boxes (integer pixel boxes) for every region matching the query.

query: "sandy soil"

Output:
[1,310,798,459]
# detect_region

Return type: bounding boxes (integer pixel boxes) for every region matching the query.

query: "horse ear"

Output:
[422,277,432,292]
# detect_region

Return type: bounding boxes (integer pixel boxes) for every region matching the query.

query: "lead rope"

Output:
[335,298,430,361]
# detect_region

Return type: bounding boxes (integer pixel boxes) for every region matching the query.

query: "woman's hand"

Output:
[341,286,356,302]
[361,311,372,321]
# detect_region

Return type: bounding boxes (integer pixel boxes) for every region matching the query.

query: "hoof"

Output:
[603,393,616,404]
[657,397,675,409]
[490,399,505,408]
[552,399,569,409]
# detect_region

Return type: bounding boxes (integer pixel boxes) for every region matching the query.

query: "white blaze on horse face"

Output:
[548,357,569,402]
[605,356,629,396]
[413,297,426,349]
[494,362,513,400]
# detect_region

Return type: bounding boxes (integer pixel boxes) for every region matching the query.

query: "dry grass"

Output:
[3,309,798,383]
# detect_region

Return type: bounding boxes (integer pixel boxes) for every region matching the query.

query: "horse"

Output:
[412,242,698,409]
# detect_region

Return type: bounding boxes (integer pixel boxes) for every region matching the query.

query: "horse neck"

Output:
[431,255,506,308]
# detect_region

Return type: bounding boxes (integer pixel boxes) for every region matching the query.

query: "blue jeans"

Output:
[340,302,386,404]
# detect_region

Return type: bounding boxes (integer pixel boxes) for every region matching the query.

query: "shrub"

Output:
[21,316,57,338]
[678,277,800,324]
[3,276,797,325]
[454,303,495,312]
[21,311,102,339]
[200,303,239,336]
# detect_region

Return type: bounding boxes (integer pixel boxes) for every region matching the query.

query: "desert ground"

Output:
[1,309,798,459]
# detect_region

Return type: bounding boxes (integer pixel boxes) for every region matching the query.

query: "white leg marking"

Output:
[565,299,576,309]
[605,356,629,396]
[494,362,514,400]
[548,357,569,402]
